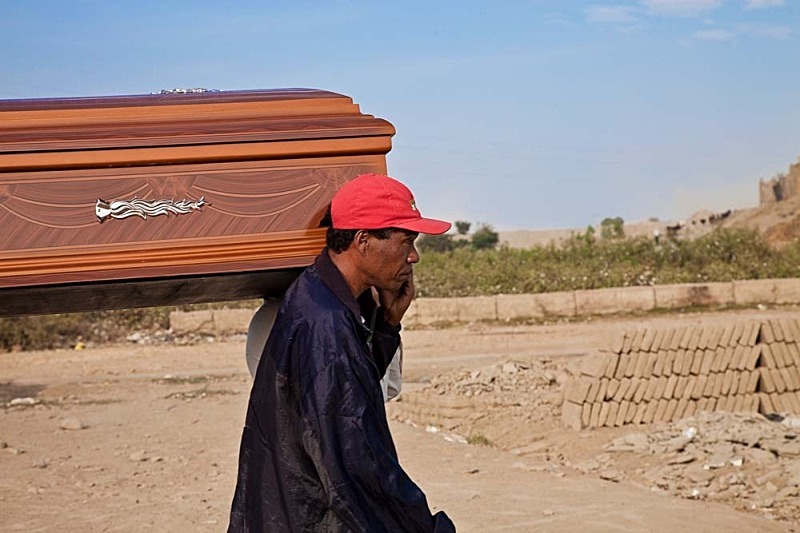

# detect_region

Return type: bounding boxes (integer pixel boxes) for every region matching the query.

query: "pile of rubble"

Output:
[591,411,800,522]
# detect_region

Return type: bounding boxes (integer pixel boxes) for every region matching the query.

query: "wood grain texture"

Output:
[0,88,395,307]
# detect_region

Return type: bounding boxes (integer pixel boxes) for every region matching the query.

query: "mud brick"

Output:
[741,322,755,346]
[633,402,648,425]
[663,398,678,422]
[719,325,734,348]
[610,332,626,354]
[672,327,687,351]
[769,342,785,368]
[615,401,629,426]
[696,397,709,412]
[624,352,638,378]
[709,346,728,372]
[670,350,684,375]
[759,393,775,414]
[708,327,723,349]
[597,402,612,426]
[664,374,678,399]
[624,401,637,424]
[643,377,659,402]
[680,326,703,350]
[747,369,761,394]
[653,399,668,423]
[731,344,746,371]
[787,319,800,343]
[643,400,659,424]
[684,399,697,418]
[677,326,692,350]
[760,320,775,344]
[604,353,620,379]
[729,373,743,397]
[697,327,712,350]
[748,394,760,412]
[674,376,689,399]
[690,349,705,375]
[633,378,647,403]
[787,342,800,366]
[596,379,610,402]
[683,376,697,400]
[650,328,665,353]
[671,327,686,351]
[621,331,634,354]
[771,319,785,342]
[779,367,795,392]
[640,328,656,352]
[691,375,707,400]
[739,343,755,370]
[580,353,607,378]
[615,353,629,379]
[746,321,760,346]
[788,367,800,391]
[606,378,620,401]
[565,378,592,404]
[759,344,776,369]
[723,395,736,412]
[744,345,761,372]
[773,369,787,393]
[613,378,631,403]
[652,351,667,377]
[562,400,584,430]
[653,376,668,400]
[687,327,702,351]
[623,378,639,401]
[633,351,649,378]
[785,392,800,415]
[721,371,735,396]
[698,348,717,374]
[630,329,646,353]
[661,328,676,351]
[589,402,602,427]
[759,367,776,394]
[737,371,751,395]
[604,402,619,428]
[702,373,716,397]
[776,342,791,367]
[661,327,685,350]
[719,346,736,372]
[770,393,785,413]
[674,397,688,420]
[730,323,744,346]
[774,319,790,343]
[643,352,658,378]
[704,397,717,412]
[712,373,724,398]
[581,403,592,427]
[586,380,600,403]
[680,350,694,376]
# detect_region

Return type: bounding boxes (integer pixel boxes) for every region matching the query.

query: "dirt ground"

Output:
[2,306,799,532]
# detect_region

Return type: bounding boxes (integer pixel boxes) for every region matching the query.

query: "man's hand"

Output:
[378,275,415,327]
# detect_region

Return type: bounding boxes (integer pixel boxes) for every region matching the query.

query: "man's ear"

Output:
[354,230,370,255]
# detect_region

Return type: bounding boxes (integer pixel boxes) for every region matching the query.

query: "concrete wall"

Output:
[170,278,800,333]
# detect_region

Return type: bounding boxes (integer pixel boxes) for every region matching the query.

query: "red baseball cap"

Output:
[331,174,451,235]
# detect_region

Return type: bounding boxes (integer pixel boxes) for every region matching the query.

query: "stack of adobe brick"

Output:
[757,318,800,413]
[560,320,800,430]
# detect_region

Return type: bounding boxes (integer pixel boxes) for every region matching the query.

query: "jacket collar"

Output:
[314,248,376,324]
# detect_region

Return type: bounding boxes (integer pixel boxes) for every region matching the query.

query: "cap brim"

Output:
[393,218,452,235]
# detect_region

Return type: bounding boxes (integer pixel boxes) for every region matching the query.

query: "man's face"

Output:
[365,229,420,291]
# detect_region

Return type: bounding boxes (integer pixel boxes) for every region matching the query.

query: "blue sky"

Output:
[2,0,798,230]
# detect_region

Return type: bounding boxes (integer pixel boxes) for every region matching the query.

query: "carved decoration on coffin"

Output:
[96,197,207,223]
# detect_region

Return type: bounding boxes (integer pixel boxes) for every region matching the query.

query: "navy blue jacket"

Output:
[228,250,455,532]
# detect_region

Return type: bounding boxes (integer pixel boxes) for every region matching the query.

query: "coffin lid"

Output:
[0,88,395,161]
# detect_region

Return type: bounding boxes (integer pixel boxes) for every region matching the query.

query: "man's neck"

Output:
[327,248,368,298]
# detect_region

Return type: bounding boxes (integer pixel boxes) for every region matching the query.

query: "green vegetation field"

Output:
[3,228,799,351]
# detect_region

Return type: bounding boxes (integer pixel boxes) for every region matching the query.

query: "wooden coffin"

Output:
[0,89,395,316]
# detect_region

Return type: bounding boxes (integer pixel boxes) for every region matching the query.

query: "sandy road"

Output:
[0,306,796,532]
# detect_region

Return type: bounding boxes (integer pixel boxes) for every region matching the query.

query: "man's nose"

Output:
[407,247,420,264]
